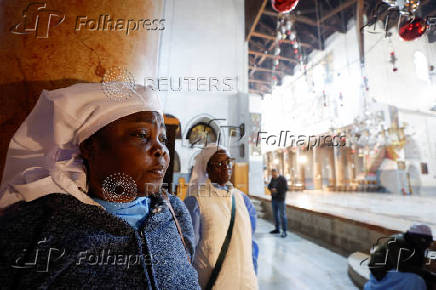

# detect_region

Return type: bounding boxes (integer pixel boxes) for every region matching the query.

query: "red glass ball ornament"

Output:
[399,18,428,41]
[272,0,300,13]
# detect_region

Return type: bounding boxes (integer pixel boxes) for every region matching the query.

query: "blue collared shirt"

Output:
[92,196,151,230]
[364,271,426,290]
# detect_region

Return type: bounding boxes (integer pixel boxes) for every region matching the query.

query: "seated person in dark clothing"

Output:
[365,224,436,290]
[267,169,288,238]
[0,83,200,289]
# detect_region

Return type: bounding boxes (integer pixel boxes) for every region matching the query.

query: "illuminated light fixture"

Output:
[399,17,428,41]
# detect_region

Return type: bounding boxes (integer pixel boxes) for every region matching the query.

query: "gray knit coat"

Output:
[0,193,200,290]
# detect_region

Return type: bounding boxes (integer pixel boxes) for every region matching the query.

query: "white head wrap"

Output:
[0,83,162,208]
[188,144,229,193]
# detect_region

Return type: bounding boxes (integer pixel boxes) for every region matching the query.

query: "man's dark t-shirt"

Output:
[268,175,288,201]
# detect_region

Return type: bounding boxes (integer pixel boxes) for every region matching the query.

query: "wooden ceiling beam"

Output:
[246,0,268,42]
[262,10,337,30]
[249,50,298,64]
[249,65,286,73]
[250,39,268,52]
[249,79,272,85]
[251,31,312,49]
[249,89,270,95]
[249,40,277,77]
[251,31,276,41]
[319,0,357,23]
[262,10,278,17]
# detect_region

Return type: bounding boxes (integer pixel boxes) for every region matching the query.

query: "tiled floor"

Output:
[259,191,436,237]
[256,218,358,290]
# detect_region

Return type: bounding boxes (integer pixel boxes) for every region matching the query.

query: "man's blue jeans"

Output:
[272,199,287,232]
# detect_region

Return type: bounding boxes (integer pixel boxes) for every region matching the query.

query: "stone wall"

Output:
[0,0,162,181]
[253,196,399,256]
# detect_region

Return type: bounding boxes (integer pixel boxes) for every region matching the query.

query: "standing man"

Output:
[185,144,258,290]
[268,168,288,238]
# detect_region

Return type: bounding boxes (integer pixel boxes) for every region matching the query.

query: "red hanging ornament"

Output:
[272,0,300,14]
[399,18,428,41]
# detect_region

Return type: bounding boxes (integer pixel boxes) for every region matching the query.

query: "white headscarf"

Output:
[0,83,162,209]
[188,144,229,194]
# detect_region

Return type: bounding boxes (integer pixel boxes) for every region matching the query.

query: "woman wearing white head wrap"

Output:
[185,144,259,290]
[0,83,200,289]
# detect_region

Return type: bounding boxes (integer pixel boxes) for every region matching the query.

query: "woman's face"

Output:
[206,150,233,186]
[80,111,169,201]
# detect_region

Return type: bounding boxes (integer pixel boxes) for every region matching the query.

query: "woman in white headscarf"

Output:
[184,144,258,290]
[0,83,200,289]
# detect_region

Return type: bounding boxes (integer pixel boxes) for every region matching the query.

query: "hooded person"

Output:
[365,224,436,290]
[0,83,200,289]
[184,144,258,290]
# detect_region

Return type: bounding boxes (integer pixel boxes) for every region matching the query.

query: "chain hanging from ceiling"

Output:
[272,12,303,88]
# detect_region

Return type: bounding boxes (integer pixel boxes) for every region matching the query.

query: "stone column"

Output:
[346,147,355,185]
[278,150,285,175]
[289,150,296,186]
[297,148,306,186]
[313,146,323,189]
[328,146,336,188]
[353,146,360,178]
[334,146,346,188]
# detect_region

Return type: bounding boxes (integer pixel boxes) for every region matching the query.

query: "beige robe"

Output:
[190,179,258,290]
